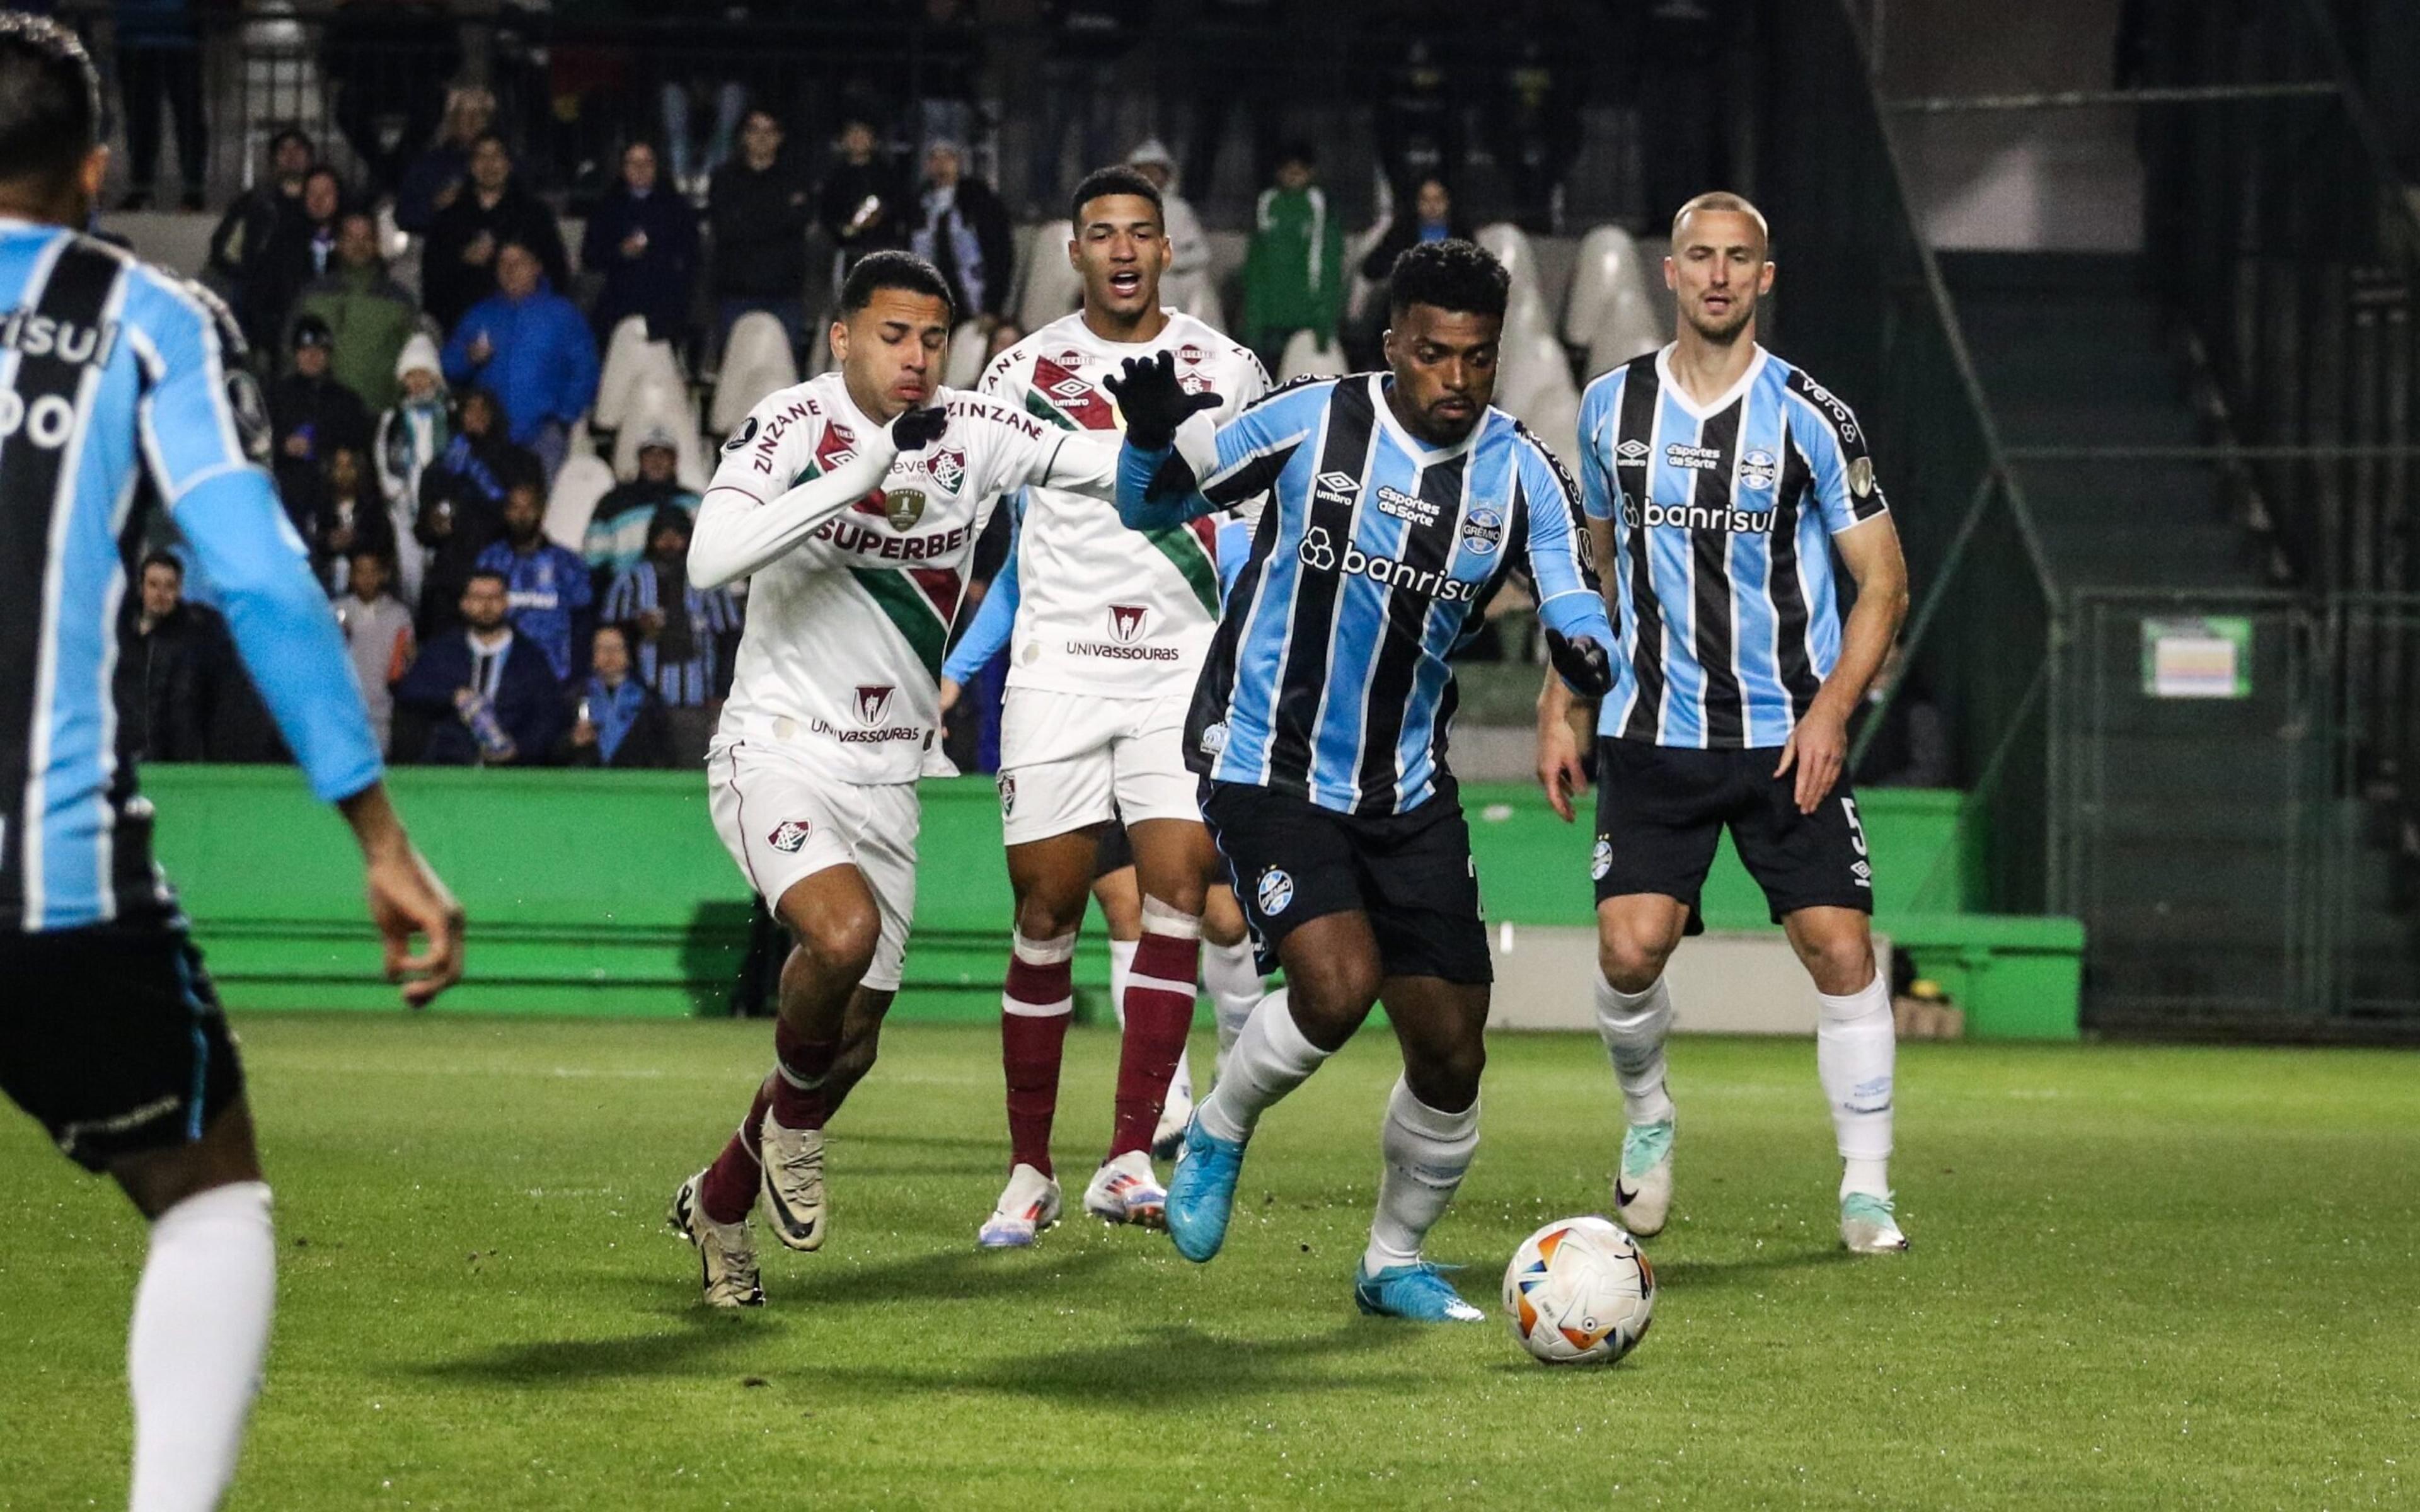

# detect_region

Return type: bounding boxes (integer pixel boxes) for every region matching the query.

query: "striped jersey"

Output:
[703,370,1115,784]
[976,311,1267,697]
[1579,345,1889,749]
[0,219,381,932]
[1184,373,1612,816]
[601,560,742,707]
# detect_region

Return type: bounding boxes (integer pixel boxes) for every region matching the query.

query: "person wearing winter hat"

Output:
[1127,139,1216,325]
[582,426,700,587]
[375,331,452,610]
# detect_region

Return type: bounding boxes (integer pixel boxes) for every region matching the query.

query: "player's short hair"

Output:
[140,549,183,579]
[0,13,100,186]
[1387,239,1510,322]
[1670,191,1772,255]
[839,250,957,326]
[1069,165,1162,228]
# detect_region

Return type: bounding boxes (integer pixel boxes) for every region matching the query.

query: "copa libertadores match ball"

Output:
[1502,1215,1656,1366]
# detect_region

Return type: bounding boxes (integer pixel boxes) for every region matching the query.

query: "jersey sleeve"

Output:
[958,391,1117,501]
[689,387,897,587]
[1514,432,1614,644]
[1576,370,1622,522]
[1114,377,1328,532]
[1787,371,1889,534]
[132,272,383,803]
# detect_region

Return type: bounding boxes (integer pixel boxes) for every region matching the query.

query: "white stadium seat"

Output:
[1565,225,1664,379]
[1473,222,1553,341]
[1494,325,1578,430]
[943,319,988,391]
[1015,219,1082,335]
[594,316,683,433]
[612,374,710,491]
[1167,270,1225,334]
[543,453,615,552]
[710,311,801,435]
[1277,329,1345,382]
[1517,388,1582,484]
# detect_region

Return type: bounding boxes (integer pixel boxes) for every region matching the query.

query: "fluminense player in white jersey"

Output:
[938,166,1275,1246]
[666,251,1120,1308]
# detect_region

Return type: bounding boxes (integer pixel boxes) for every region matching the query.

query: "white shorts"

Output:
[996,687,1202,846]
[706,740,920,992]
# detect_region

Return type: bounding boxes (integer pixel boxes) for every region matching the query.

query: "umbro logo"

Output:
[1048,377,1090,401]
[1616,439,1650,462]
[1314,469,1359,507]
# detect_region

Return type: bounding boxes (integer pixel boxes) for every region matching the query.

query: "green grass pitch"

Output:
[3,1016,2417,1508]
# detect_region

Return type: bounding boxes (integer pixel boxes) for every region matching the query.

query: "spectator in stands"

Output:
[442,241,600,483]
[1850,643,1952,789]
[247,164,345,358]
[583,428,698,584]
[423,134,572,333]
[817,119,908,277]
[115,552,224,763]
[909,140,1013,335]
[1490,26,1584,232]
[272,316,375,519]
[336,549,415,756]
[1375,34,1463,203]
[582,140,701,348]
[375,332,450,611]
[414,388,534,637]
[207,127,311,333]
[983,320,1024,364]
[309,445,397,598]
[1240,144,1344,373]
[392,569,564,765]
[115,0,206,210]
[320,0,458,196]
[708,108,813,360]
[659,63,747,198]
[395,86,497,236]
[913,0,984,158]
[603,505,739,765]
[1348,175,1470,365]
[1128,139,1214,321]
[1030,0,1142,212]
[291,210,423,413]
[556,624,674,769]
[476,479,596,684]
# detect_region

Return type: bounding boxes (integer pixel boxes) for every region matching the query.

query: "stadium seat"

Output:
[1518,388,1582,481]
[1495,325,1578,428]
[803,311,834,378]
[943,319,988,391]
[1015,219,1083,334]
[710,311,800,434]
[1565,226,1663,379]
[543,452,615,551]
[1474,222,1553,341]
[611,374,710,491]
[1169,271,1224,334]
[1277,329,1345,382]
[594,316,683,433]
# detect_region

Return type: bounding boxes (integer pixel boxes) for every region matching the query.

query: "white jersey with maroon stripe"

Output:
[978,311,1269,699]
[705,370,1114,784]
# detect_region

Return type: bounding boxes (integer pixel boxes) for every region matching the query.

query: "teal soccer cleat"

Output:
[1354,1260,1485,1322]
[1164,1116,1246,1263]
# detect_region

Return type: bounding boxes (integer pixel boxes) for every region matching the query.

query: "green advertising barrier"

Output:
[143,767,2078,1038]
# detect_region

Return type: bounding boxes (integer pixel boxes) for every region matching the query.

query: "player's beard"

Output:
[1683,296,1756,346]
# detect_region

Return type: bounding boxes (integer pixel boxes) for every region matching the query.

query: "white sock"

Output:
[1194,987,1328,1145]
[1201,937,1265,1068]
[1816,970,1896,1198]
[129,1181,276,1512]
[1167,1046,1194,1111]
[1594,974,1677,1126]
[1106,937,1138,1026]
[1363,1079,1480,1274]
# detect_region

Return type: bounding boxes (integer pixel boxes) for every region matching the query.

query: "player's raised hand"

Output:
[1544,629,1614,699]
[890,405,949,452]
[1774,702,1850,815]
[1103,350,1219,450]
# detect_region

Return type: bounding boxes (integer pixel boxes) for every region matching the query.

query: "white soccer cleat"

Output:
[1082,1148,1168,1228]
[977,1163,1063,1248]
[1840,1191,1910,1254]
[1152,1069,1195,1162]
[667,1170,764,1309]
[1613,1118,1676,1237]
[756,1111,827,1252]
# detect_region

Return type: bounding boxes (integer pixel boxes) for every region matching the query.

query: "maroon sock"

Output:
[1002,935,1075,1177]
[699,1076,774,1225]
[1109,927,1202,1159]
[769,1017,839,1131]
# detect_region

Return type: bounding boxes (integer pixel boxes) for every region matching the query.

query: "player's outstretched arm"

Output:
[1775,513,1908,814]
[1105,351,1223,530]
[1535,668,1594,825]
[688,411,931,588]
[338,784,466,1007]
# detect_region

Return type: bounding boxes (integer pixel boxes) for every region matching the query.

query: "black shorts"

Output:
[1090,820,1133,881]
[0,922,246,1172]
[1202,780,1492,985]
[1592,737,1875,930]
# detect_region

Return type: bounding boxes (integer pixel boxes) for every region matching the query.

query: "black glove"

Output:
[1545,629,1613,699]
[890,406,948,452]
[1102,350,1220,450]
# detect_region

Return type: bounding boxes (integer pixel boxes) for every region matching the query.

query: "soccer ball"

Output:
[1502,1215,1656,1365]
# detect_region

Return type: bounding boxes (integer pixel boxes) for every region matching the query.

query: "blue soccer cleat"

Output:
[1164,1116,1247,1263]
[1354,1260,1485,1323]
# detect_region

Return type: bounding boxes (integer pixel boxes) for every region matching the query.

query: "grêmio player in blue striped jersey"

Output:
[1106,239,1616,1323]
[0,19,461,1508]
[1537,192,1915,1256]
